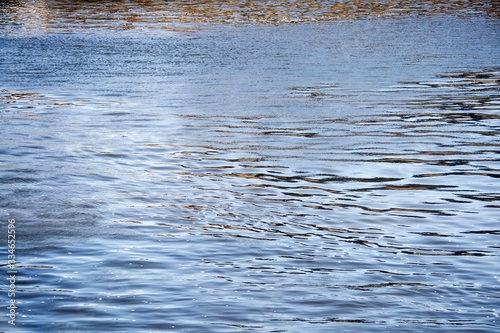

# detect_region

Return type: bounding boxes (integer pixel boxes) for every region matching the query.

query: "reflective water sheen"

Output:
[1,2,499,333]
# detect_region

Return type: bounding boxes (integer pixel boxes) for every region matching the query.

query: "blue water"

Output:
[1,2,499,332]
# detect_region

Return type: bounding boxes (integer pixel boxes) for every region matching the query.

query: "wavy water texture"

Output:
[0,0,498,34]
[1,65,499,331]
[0,5,499,333]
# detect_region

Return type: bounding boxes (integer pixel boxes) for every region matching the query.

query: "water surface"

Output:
[1,2,499,332]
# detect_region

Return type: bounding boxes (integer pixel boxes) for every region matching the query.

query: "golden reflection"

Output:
[0,0,51,30]
[1,0,498,32]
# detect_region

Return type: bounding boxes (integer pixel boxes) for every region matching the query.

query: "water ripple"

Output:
[1,14,499,333]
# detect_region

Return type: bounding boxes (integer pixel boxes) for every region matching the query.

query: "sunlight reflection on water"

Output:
[0,2,499,332]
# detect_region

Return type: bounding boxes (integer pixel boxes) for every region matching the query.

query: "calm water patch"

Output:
[1,3,499,333]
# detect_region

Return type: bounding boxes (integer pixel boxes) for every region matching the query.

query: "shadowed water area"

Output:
[0,1,499,332]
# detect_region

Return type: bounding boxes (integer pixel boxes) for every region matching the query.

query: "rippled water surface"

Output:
[1,1,500,332]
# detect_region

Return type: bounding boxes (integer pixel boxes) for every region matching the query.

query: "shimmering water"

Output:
[1,1,499,332]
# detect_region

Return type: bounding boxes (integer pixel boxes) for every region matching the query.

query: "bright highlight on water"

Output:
[0,1,499,332]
